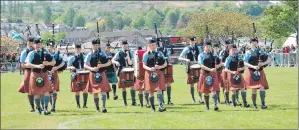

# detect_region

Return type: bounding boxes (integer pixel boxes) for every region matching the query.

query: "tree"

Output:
[145,10,163,29]
[28,3,34,16]
[113,15,124,30]
[239,3,265,16]
[0,36,20,61]
[41,32,67,45]
[105,16,114,31]
[73,14,86,27]
[66,8,76,27]
[165,9,180,28]
[181,11,253,41]
[43,6,52,24]
[260,2,298,45]
[122,15,132,26]
[51,14,59,23]
[33,11,43,22]
[132,15,145,29]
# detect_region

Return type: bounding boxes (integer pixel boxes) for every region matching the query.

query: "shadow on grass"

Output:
[265,104,298,110]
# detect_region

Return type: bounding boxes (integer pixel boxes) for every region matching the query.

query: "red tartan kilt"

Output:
[118,71,134,88]
[49,71,60,92]
[85,72,111,94]
[70,81,87,92]
[217,69,225,87]
[165,76,174,83]
[18,69,31,93]
[145,70,165,92]
[198,71,220,93]
[227,72,245,91]
[29,72,52,95]
[221,70,228,89]
[134,77,145,91]
[244,70,269,90]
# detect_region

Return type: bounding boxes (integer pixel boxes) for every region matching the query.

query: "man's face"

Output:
[149,43,156,50]
[27,41,34,48]
[122,44,128,50]
[47,46,55,52]
[190,40,196,46]
[159,41,163,47]
[251,41,258,48]
[204,45,212,52]
[92,44,100,50]
[230,48,237,55]
[75,48,81,53]
[105,47,110,52]
[34,43,42,50]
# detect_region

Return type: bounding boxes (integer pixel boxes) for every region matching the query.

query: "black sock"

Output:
[40,96,44,109]
[94,97,99,110]
[112,84,117,95]
[145,93,149,104]
[43,96,50,111]
[236,90,239,102]
[106,92,110,99]
[28,95,34,110]
[75,95,80,107]
[122,91,127,105]
[216,91,220,102]
[83,93,88,107]
[241,91,247,105]
[149,96,155,110]
[34,98,41,110]
[130,89,136,104]
[167,86,171,102]
[260,91,266,106]
[190,87,195,101]
[204,95,209,110]
[212,93,217,107]
[52,93,57,109]
[225,92,229,102]
[252,93,257,106]
[101,95,106,109]
[232,94,236,106]
[157,93,163,107]
[138,93,143,106]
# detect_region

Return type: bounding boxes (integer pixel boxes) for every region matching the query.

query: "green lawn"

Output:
[1,66,298,129]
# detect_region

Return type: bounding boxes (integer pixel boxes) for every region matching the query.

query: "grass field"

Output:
[1,66,298,129]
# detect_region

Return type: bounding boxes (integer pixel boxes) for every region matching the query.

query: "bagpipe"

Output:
[252,22,268,69]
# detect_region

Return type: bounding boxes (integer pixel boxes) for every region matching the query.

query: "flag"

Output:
[12,32,21,39]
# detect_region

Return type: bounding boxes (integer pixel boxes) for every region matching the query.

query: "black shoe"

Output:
[199,101,204,105]
[132,102,137,106]
[236,101,242,106]
[146,103,151,108]
[51,108,56,112]
[214,106,219,111]
[243,103,250,108]
[77,105,81,109]
[37,108,42,115]
[167,101,174,105]
[102,108,107,113]
[261,105,268,109]
[206,106,210,111]
[30,109,35,112]
[44,110,51,115]
[253,105,258,109]
[83,106,88,108]
[151,107,156,112]
[113,95,118,100]
[225,100,230,105]
[140,103,144,107]
[159,107,166,112]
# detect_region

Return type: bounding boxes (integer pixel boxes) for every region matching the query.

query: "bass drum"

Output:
[134,50,146,78]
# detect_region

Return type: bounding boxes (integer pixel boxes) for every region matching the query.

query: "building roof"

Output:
[64,30,93,39]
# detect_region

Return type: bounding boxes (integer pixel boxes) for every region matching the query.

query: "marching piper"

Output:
[178,37,204,104]
[112,40,137,106]
[18,36,35,112]
[84,39,111,113]
[25,38,55,115]
[67,44,89,109]
[243,38,270,109]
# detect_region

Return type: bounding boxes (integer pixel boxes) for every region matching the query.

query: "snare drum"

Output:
[164,65,173,77]
[134,50,146,78]
[76,71,90,84]
[190,64,201,81]
[121,68,134,83]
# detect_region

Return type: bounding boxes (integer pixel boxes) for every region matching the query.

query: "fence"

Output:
[270,52,298,67]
